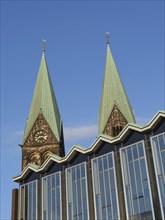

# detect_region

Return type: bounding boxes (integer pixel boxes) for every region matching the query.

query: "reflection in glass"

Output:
[92,152,120,220]
[66,162,89,220]
[42,172,61,220]
[120,141,155,220]
[151,132,165,219]
[20,180,37,220]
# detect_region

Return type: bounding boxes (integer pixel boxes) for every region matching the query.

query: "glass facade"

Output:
[151,132,165,219]
[66,162,89,220]
[120,141,155,220]
[42,172,62,220]
[15,123,165,220]
[91,152,120,220]
[20,180,37,220]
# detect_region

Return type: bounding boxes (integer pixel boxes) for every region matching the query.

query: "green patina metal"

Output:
[99,44,135,133]
[23,52,62,143]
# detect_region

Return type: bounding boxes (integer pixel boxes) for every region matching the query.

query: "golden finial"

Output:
[106,32,110,44]
[42,39,46,52]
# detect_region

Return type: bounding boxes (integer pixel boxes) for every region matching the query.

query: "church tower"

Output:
[99,35,135,136]
[21,44,65,170]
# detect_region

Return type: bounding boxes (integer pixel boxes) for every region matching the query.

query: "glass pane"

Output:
[100,172,106,207]
[138,142,144,158]
[98,158,103,171]
[33,182,36,219]
[66,163,89,220]
[159,134,165,150]
[127,147,132,162]
[103,156,108,170]
[132,145,138,159]
[92,153,119,220]
[104,170,110,206]
[135,160,143,197]
[143,180,151,212]
[56,187,61,219]
[77,179,82,216]
[95,195,100,219]
[56,174,59,186]
[52,188,55,219]
[139,196,145,213]
[82,179,88,219]
[76,166,80,179]
[161,150,165,173]
[151,133,165,219]
[28,183,32,219]
[120,142,154,219]
[81,164,85,177]
[20,181,37,220]
[72,167,76,181]
[140,159,147,180]
[129,162,137,198]
[108,154,113,168]
[48,177,51,220]
[42,173,61,220]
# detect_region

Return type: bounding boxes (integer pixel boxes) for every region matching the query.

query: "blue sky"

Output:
[1,1,164,219]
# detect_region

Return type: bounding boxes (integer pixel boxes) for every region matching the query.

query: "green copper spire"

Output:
[99,39,135,134]
[23,50,62,144]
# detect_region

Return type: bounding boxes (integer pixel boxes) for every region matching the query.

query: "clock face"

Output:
[34,130,48,143]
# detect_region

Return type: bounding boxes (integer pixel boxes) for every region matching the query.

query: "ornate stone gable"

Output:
[103,105,128,137]
[21,113,61,169]
[24,113,58,146]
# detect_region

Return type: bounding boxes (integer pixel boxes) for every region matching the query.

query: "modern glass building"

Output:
[11,39,165,220]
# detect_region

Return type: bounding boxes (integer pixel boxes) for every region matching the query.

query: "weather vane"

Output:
[106,32,110,44]
[42,39,46,52]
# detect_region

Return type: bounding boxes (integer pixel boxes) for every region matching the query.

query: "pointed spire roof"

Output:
[23,51,62,144]
[99,41,135,133]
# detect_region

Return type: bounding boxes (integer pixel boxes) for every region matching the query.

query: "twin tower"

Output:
[21,39,135,170]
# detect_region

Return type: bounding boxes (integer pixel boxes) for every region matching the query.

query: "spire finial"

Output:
[42,39,46,52]
[106,32,110,44]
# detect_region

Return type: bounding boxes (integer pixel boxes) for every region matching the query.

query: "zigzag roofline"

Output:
[13,111,165,182]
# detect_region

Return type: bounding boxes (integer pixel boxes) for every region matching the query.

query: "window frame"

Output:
[150,132,165,220]
[91,151,120,220]
[19,180,38,220]
[65,161,89,220]
[42,171,62,220]
[120,140,155,220]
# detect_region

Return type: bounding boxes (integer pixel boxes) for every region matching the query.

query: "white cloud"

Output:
[64,124,98,142]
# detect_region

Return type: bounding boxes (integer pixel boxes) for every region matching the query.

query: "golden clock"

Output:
[34,130,48,143]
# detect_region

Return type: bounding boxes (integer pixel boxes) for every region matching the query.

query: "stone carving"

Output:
[103,105,128,136]
[21,113,61,169]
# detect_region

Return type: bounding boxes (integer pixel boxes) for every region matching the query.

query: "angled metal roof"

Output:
[13,111,165,182]
[23,52,62,143]
[98,44,135,133]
